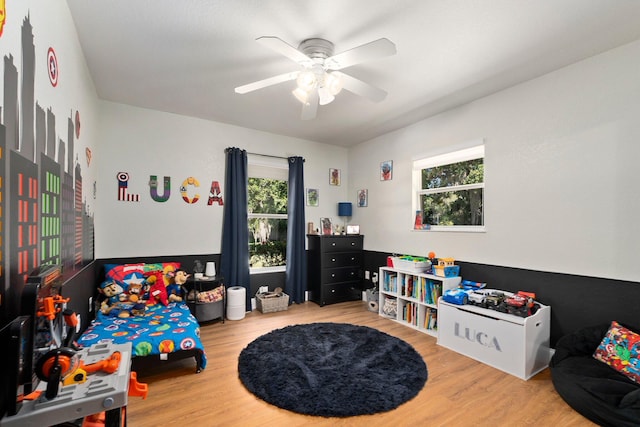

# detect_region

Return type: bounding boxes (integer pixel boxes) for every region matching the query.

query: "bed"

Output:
[77,262,208,373]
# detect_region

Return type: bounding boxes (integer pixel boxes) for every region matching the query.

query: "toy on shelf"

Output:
[388,255,432,273]
[433,257,460,277]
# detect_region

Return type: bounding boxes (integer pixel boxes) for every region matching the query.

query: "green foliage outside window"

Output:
[248,178,288,268]
[420,159,484,226]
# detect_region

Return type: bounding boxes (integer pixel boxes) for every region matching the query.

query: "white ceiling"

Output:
[65,0,640,147]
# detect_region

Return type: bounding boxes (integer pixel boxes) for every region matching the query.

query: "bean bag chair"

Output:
[550,322,640,427]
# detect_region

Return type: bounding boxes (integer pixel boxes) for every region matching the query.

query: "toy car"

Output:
[460,280,487,290]
[442,288,471,305]
[504,291,539,317]
[483,291,505,308]
[467,291,487,306]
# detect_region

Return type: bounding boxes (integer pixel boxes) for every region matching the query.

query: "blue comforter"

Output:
[78,302,207,369]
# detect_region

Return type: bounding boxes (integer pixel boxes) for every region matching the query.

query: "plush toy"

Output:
[98,281,144,318]
[127,282,146,303]
[145,272,169,306]
[166,269,189,302]
[162,264,177,286]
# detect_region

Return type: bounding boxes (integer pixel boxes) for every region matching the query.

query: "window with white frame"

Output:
[412,143,485,231]
[248,159,288,271]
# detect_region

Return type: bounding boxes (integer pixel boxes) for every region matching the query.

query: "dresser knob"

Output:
[331,242,336,246]
[331,258,336,262]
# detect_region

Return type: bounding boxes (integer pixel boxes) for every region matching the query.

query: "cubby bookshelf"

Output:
[378,266,461,337]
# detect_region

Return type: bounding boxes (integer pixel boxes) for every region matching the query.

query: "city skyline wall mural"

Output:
[0,10,95,325]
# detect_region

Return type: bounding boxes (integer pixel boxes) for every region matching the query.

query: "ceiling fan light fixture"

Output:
[325,72,343,96]
[318,87,335,106]
[292,87,310,105]
[296,69,317,92]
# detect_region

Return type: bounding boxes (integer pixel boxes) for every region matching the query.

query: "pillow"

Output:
[593,321,640,384]
[104,262,181,289]
[104,263,146,289]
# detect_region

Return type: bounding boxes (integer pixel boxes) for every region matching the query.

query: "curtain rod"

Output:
[247,152,289,160]
[225,147,304,162]
[247,152,305,162]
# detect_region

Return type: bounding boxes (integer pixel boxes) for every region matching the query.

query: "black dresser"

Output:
[307,234,364,306]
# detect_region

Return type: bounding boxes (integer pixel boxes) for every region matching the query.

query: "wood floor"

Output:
[126,301,594,427]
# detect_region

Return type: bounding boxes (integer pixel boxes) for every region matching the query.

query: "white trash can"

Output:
[227,286,246,320]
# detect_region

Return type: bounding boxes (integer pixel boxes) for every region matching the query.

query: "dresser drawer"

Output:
[321,266,361,284]
[322,252,362,268]
[318,283,361,305]
[321,236,363,252]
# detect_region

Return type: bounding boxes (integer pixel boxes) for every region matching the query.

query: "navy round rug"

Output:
[237,322,427,417]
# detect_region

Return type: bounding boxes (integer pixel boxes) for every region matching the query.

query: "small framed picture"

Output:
[380,161,393,181]
[357,189,368,207]
[329,168,341,186]
[320,217,333,235]
[306,188,319,206]
[346,225,360,235]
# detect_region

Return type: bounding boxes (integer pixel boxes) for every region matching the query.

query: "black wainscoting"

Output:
[75,252,638,347]
[58,262,98,333]
[457,261,639,346]
[363,250,640,347]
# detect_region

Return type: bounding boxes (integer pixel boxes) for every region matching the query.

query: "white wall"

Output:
[95,102,349,258]
[348,40,640,283]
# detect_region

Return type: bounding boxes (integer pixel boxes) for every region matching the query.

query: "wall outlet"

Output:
[364,270,370,280]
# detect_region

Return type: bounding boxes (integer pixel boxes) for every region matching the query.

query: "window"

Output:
[412,143,485,231]
[248,160,288,271]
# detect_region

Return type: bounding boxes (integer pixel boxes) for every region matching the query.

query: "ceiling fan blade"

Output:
[256,36,313,66]
[235,71,299,94]
[325,38,396,70]
[301,90,319,120]
[336,72,388,102]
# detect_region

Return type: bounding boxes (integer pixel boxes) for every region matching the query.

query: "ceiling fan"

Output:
[234,36,396,120]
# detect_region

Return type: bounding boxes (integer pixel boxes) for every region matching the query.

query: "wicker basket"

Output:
[256,292,289,313]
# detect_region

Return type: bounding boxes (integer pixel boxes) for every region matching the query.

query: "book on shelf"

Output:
[424,307,438,330]
[384,273,398,292]
[425,280,443,305]
[403,302,418,326]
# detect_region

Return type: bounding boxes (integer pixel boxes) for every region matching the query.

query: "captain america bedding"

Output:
[78,302,208,372]
[78,261,208,372]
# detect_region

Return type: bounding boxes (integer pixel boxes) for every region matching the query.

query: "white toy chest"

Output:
[437,299,552,380]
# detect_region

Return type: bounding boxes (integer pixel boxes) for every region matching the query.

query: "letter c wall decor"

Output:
[180,176,200,204]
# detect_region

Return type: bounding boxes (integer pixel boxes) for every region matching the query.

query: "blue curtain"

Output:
[220,147,251,310]
[286,156,307,304]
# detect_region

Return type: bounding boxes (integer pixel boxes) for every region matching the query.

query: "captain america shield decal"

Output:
[48,47,58,87]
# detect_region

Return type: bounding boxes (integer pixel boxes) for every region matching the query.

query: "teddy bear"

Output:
[127,282,146,304]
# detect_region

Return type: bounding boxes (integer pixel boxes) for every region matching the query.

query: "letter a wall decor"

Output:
[207,181,223,205]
